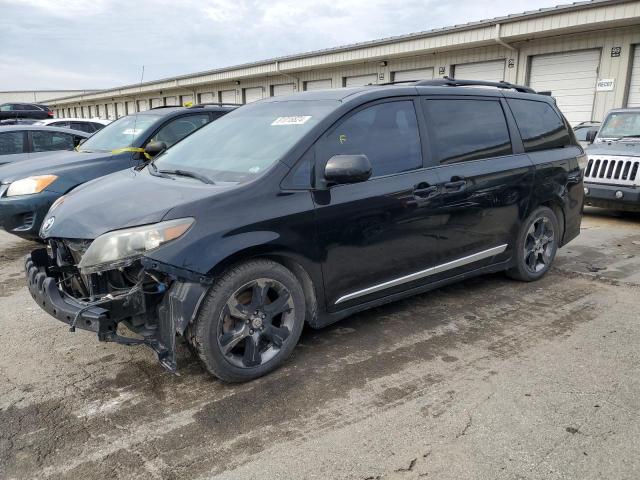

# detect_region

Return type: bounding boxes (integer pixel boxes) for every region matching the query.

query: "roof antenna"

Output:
[130,65,145,145]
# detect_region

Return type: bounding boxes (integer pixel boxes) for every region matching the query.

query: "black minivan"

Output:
[26,79,584,382]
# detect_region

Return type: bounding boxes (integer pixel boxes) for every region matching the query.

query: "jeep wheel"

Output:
[507,206,559,282]
[192,259,305,382]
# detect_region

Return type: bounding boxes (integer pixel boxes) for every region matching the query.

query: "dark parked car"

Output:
[0,104,235,239]
[26,79,584,382]
[0,126,89,166]
[0,102,53,120]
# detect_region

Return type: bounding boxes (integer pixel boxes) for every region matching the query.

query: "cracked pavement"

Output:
[1,208,639,479]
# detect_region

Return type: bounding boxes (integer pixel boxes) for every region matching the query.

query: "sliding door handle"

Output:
[443,179,467,191]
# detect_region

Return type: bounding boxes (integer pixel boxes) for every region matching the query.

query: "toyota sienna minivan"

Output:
[25,78,584,382]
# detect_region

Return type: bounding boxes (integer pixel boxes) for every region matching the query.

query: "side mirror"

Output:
[324,154,372,185]
[75,138,86,147]
[144,141,167,159]
[586,129,598,144]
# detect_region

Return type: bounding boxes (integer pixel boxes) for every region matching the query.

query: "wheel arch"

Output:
[206,246,322,327]
[537,199,566,246]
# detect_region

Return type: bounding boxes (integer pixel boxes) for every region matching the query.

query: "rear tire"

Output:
[192,259,305,382]
[507,206,559,282]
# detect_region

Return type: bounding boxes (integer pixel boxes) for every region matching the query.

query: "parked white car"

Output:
[32,118,111,134]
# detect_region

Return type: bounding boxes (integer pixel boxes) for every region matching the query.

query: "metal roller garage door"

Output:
[393,67,434,82]
[126,101,135,114]
[627,46,640,107]
[180,95,193,106]
[106,104,115,119]
[244,87,264,103]
[150,98,162,108]
[164,96,177,106]
[454,60,505,82]
[528,49,600,124]
[305,79,332,91]
[199,92,215,103]
[136,100,148,112]
[115,102,125,118]
[344,74,377,87]
[81,106,88,118]
[272,83,295,96]
[220,90,236,103]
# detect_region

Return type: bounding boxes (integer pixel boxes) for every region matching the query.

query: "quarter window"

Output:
[507,99,571,152]
[32,131,75,152]
[0,132,25,155]
[320,100,423,177]
[424,99,512,164]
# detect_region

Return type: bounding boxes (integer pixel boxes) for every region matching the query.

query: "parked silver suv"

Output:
[583,108,640,212]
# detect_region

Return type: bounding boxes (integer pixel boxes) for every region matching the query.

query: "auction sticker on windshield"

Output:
[271,116,312,126]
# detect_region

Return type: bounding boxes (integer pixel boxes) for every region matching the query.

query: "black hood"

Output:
[587,140,640,157]
[42,168,237,239]
[0,150,113,185]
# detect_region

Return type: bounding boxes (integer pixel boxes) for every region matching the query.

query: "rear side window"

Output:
[424,99,512,164]
[70,121,93,133]
[32,131,75,152]
[0,131,25,155]
[319,100,423,177]
[507,99,571,152]
[150,114,211,147]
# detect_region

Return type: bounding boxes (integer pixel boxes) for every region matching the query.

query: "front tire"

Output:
[507,206,559,282]
[192,259,306,382]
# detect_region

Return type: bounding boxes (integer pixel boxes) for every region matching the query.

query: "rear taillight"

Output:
[47,111,53,117]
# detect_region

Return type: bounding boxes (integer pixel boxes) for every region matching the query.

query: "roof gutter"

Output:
[494,23,516,51]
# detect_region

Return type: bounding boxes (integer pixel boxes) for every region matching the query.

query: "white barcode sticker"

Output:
[271,116,312,126]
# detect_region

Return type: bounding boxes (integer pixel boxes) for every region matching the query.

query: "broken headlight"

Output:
[77,218,194,274]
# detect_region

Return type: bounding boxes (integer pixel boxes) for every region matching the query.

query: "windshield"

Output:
[598,112,640,139]
[153,100,339,183]
[78,114,160,152]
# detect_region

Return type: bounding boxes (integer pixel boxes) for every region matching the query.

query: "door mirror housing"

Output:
[586,129,598,144]
[144,141,167,159]
[76,138,86,147]
[324,154,372,185]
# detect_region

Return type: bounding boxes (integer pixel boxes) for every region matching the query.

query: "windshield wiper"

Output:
[617,135,640,140]
[147,161,174,180]
[157,169,215,184]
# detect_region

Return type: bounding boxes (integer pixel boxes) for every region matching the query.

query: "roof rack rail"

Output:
[414,76,536,94]
[149,105,181,110]
[376,80,422,86]
[190,102,243,108]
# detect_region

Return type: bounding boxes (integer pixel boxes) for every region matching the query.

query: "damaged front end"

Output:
[25,233,208,372]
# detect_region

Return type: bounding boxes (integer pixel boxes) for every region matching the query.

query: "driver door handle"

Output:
[413,184,439,198]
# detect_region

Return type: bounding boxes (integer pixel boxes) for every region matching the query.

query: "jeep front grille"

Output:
[584,156,640,187]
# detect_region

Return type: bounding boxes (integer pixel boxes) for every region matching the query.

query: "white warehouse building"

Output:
[49,0,640,125]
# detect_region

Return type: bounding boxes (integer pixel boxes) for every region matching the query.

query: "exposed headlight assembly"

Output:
[78,218,194,274]
[6,175,58,196]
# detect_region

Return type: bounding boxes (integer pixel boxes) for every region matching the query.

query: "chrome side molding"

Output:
[335,244,508,304]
